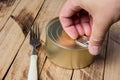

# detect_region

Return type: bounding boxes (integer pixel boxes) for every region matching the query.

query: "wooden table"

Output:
[0,0,120,80]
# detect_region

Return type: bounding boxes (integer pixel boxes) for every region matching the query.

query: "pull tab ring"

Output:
[75,36,89,48]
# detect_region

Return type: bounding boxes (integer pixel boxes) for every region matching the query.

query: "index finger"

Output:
[59,0,82,39]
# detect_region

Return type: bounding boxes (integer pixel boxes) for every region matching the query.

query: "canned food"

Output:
[45,17,94,69]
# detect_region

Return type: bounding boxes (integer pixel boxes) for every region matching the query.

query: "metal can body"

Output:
[45,17,94,69]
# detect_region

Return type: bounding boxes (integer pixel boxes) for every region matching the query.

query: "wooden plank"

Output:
[37,41,47,74]
[11,0,45,36]
[4,33,45,80]
[104,21,120,80]
[0,0,21,30]
[72,37,107,80]
[109,21,120,43]
[0,17,25,79]
[33,0,73,79]
[104,39,120,80]
[4,34,32,80]
[40,59,72,80]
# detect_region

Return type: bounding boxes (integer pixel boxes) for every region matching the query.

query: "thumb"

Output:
[89,16,110,55]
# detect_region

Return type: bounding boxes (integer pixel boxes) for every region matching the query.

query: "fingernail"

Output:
[89,45,101,55]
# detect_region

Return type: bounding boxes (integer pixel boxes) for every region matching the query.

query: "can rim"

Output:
[46,17,88,51]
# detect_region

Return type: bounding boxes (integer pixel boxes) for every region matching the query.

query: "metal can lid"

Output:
[46,17,89,50]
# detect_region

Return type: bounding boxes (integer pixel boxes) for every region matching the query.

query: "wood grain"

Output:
[11,0,45,36]
[109,21,120,44]
[0,0,20,30]
[40,59,72,80]
[0,17,25,79]
[72,37,107,80]
[104,21,120,80]
[37,42,47,74]
[4,34,32,80]
[4,34,45,80]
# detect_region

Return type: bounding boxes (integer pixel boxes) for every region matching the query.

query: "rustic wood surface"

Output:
[0,0,21,31]
[104,22,120,80]
[0,0,120,80]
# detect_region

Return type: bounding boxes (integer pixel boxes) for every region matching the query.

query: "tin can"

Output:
[45,17,94,69]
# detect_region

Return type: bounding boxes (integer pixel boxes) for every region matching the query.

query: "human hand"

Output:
[59,0,120,55]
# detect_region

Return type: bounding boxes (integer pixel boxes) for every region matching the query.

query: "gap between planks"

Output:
[0,0,21,31]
